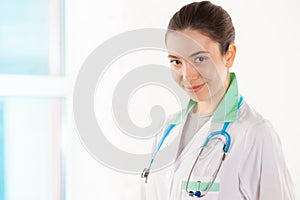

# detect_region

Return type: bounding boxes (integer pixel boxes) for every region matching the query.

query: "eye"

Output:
[170,59,182,65]
[194,56,207,63]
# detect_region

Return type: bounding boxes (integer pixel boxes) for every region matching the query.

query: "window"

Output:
[0,0,63,75]
[0,0,66,199]
[0,98,65,200]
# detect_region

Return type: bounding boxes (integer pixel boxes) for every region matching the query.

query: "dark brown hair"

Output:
[167,1,235,55]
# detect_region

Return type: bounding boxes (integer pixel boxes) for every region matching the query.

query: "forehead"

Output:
[166,29,220,58]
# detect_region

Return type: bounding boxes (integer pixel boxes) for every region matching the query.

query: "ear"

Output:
[225,44,236,68]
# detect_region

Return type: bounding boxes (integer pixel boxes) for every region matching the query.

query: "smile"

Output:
[185,83,206,93]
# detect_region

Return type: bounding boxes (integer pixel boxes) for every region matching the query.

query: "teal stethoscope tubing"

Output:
[141,96,244,183]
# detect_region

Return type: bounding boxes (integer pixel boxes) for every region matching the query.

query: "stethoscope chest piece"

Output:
[141,168,150,183]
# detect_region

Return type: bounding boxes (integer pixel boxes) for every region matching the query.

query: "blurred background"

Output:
[0,0,299,199]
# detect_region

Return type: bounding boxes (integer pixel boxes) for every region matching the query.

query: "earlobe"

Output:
[225,44,236,68]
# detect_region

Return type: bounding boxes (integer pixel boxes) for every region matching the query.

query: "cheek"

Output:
[206,74,227,97]
[203,58,227,80]
[195,61,219,80]
[171,69,182,85]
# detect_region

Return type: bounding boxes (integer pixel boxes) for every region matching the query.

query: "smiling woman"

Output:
[141,1,296,199]
[166,30,235,114]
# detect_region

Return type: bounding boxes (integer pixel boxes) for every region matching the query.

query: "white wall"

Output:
[65,0,300,199]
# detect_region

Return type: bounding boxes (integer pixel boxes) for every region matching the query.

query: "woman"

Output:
[141,1,295,199]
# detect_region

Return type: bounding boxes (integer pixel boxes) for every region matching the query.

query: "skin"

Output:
[165,29,236,115]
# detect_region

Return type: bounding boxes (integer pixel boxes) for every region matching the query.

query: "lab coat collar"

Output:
[212,72,239,123]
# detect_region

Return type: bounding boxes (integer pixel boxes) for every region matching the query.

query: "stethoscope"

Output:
[141,96,243,198]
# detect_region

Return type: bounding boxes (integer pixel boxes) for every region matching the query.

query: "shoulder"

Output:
[239,98,276,135]
[237,98,282,152]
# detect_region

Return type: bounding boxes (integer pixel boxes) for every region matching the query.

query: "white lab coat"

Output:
[141,98,296,200]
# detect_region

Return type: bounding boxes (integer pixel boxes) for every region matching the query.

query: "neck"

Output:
[194,74,231,115]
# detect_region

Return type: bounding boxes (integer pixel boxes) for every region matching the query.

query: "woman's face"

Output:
[166,29,233,103]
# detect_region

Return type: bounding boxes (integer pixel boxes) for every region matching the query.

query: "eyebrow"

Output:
[168,50,210,59]
[189,50,210,58]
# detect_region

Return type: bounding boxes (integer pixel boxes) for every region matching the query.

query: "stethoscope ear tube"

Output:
[203,130,231,153]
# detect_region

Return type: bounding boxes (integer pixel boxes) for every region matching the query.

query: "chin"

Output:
[187,90,211,102]
[189,94,210,102]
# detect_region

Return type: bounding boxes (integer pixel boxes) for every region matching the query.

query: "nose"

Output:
[182,62,200,82]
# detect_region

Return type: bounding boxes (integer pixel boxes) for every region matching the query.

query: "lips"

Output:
[185,83,206,93]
